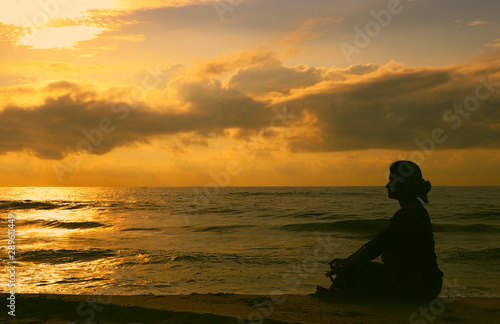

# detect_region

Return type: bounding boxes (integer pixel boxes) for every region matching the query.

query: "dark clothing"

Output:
[344,262,442,302]
[345,200,443,302]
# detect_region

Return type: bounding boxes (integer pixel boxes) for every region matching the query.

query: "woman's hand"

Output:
[328,258,345,268]
[325,264,345,277]
[326,258,346,277]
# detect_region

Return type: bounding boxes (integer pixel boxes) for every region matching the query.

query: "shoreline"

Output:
[3,293,500,323]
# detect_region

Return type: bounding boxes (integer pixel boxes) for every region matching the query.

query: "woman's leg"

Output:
[345,263,442,302]
[344,262,395,299]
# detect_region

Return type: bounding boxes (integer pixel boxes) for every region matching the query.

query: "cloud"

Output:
[0,1,163,52]
[195,48,276,77]
[344,63,379,75]
[225,61,379,97]
[484,39,500,48]
[279,17,342,46]
[0,79,272,160]
[1,55,500,161]
[116,0,224,11]
[0,61,110,92]
[20,26,106,49]
[467,20,489,27]
[0,23,28,43]
[193,16,343,78]
[281,57,500,153]
[277,16,343,57]
[453,19,490,27]
[225,59,326,96]
[128,63,186,91]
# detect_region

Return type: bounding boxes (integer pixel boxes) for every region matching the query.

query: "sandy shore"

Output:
[2,293,500,323]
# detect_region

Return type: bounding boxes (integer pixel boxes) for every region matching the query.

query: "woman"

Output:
[316,160,443,302]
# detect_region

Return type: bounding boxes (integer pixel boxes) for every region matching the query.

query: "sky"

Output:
[0,0,499,186]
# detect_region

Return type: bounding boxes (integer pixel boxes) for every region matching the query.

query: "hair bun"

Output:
[417,179,432,203]
[422,180,431,192]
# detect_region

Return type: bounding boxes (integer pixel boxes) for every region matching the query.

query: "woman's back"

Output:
[379,200,441,278]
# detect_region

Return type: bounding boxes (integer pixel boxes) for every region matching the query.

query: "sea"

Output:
[1,186,499,298]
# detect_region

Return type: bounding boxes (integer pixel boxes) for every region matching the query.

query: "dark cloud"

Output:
[284,58,500,152]
[226,59,325,96]
[1,57,500,160]
[196,50,275,77]
[0,79,271,160]
[226,61,380,96]
[344,63,379,75]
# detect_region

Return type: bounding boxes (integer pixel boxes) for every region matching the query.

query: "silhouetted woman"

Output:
[317,160,443,302]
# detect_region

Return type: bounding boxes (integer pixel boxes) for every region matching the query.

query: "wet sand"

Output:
[3,293,500,323]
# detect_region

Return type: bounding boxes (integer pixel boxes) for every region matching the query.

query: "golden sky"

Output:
[1,0,499,186]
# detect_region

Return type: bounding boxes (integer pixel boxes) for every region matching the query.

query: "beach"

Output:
[4,293,500,324]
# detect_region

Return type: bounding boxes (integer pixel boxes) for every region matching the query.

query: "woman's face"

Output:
[385,172,408,200]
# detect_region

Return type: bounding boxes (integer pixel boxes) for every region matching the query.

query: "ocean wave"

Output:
[228,191,292,197]
[173,254,215,262]
[0,200,92,211]
[227,190,332,197]
[19,248,116,264]
[183,207,243,215]
[20,219,110,230]
[38,277,106,286]
[131,201,169,210]
[121,227,162,231]
[106,202,125,208]
[199,208,243,215]
[276,219,388,233]
[172,252,292,265]
[340,192,370,197]
[276,219,500,235]
[442,247,500,263]
[63,204,89,210]
[284,211,329,218]
[433,223,500,234]
[0,200,62,211]
[453,210,500,219]
[193,224,256,233]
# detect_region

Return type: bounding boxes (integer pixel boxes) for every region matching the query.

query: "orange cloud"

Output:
[278,16,343,57]
[467,20,489,27]
[195,48,276,77]
[1,53,500,170]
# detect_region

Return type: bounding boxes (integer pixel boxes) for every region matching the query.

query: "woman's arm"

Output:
[325,216,399,277]
[325,245,372,277]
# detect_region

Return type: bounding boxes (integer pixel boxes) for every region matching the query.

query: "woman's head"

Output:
[385,160,432,203]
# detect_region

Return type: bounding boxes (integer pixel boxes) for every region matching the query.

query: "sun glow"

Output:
[0,0,118,49]
[19,25,106,49]
[0,0,118,24]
